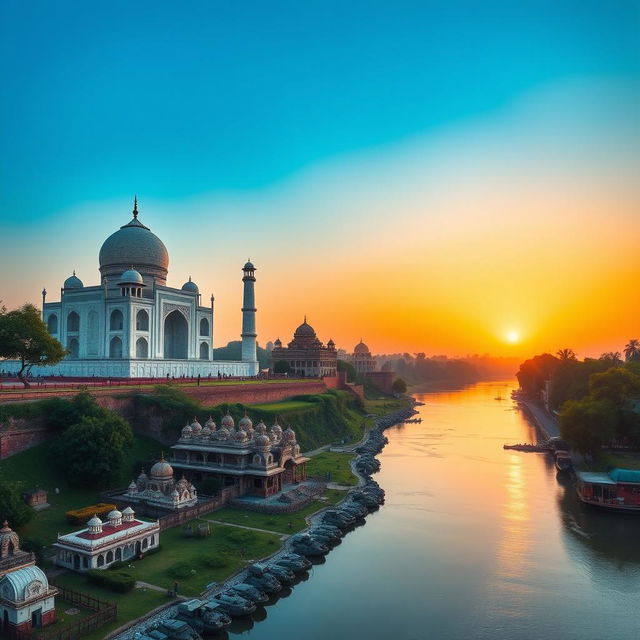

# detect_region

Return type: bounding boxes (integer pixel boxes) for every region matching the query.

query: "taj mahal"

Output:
[9,198,259,378]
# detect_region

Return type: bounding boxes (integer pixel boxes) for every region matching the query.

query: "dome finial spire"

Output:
[133,195,138,218]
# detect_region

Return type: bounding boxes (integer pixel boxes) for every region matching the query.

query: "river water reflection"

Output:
[228,381,640,640]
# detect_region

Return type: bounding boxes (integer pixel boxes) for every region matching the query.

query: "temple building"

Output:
[0,522,57,635]
[270,318,337,377]
[351,339,376,374]
[54,508,159,572]
[2,198,259,378]
[125,456,198,511]
[169,413,309,497]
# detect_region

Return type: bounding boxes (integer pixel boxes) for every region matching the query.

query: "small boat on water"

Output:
[576,468,640,512]
[554,450,572,471]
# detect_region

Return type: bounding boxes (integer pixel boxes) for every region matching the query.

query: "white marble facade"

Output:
[4,199,259,378]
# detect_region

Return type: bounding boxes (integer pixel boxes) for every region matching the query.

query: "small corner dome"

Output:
[87,515,102,526]
[243,260,256,270]
[122,506,134,515]
[118,268,144,285]
[239,414,253,430]
[255,434,270,447]
[181,423,192,436]
[108,509,122,520]
[182,277,199,293]
[150,459,173,479]
[190,418,202,432]
[221,412,235,428]
[64,272,84,289]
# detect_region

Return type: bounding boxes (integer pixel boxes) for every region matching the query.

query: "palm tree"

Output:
[556,348,577,361]
[624,339,640,362]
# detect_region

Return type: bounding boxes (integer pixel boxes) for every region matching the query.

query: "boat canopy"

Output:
[576,472,616,485]
[609,468,640,484]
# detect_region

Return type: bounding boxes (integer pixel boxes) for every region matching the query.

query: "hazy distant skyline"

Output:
[1,1,639,357]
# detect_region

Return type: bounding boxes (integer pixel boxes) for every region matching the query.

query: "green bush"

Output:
[199,554,229,569]
[167,561,193,580]
[87,569,135,593]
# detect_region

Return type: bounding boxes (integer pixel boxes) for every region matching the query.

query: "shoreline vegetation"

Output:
[515,347,640,468]
[0,387,411,639]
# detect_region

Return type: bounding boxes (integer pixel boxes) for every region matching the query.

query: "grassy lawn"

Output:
[247,400,315,413]
[31,598,96,638]
[115,522,281,597]
[52,572,168,640]
[306,452,357,485]
[364,397,408,416]
[209,489,345,534]
[0,433,165,544]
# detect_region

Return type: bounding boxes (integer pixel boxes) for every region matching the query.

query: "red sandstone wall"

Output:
[0,380,330,458]
[0,419,49,460]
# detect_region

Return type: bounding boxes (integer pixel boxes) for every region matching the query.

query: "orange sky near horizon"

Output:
[3,80,639,360]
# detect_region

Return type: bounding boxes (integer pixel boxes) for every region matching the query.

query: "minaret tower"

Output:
[241,260,257,364]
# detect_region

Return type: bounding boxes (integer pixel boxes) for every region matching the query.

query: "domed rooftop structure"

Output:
[243,260,256,270]
[181,423,193,438]
[0,521,20,558]
[255,433,271,448]
[150,456,173,480]
[205,416,217,431]
[221,411,234,429]
[63,271,84,289]
[294,317,316,339]
[118,268,144,286]
[354,340,370,355]
[190,418,202,434]
[99,198,169,286]
[0,564,49,603]
[238,412,253,431]
[182,276,199,294]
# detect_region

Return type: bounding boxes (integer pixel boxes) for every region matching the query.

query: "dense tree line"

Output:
[380,353,479,387]
[516,341,640,457]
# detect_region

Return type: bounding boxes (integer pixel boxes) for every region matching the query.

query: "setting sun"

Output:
[506,330,520,344]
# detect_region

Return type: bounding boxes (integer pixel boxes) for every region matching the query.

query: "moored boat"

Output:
[554,451,572,471]
[576,468,640,511]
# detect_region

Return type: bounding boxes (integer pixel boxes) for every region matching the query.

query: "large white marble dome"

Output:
[99,199,169,285]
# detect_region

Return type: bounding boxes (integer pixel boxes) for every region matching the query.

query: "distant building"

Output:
[22,489,49,511]
[0,521,57,635]
[124,455,198,512]
[351,340,376,374]
[170,413,308,497]
[2,199,258,379]
[54,508,159,572]
[270,318,337,377]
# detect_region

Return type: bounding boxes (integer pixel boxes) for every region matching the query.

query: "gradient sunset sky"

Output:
[1,1,638,357]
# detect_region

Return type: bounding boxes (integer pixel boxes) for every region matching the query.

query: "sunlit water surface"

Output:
[227,381,640,640]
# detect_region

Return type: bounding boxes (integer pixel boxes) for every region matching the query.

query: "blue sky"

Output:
[1,1,639,354]
[2,1,638,218]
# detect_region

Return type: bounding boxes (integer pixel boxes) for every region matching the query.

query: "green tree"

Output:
[337,359,357,382]
[51,413,134,487]
[273,359,291,374]
[624,339,640,362]
[599,352,622,365]
[0,304,67,387]
[0,479,34,528]
[559,398,617,458]
[392,378,408,394]
[556,348,577,361]
[589,367,640,408]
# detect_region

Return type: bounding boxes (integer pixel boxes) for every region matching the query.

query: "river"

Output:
[226,381,640,640]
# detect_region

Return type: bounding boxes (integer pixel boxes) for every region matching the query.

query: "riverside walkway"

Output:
[519,398,560,439]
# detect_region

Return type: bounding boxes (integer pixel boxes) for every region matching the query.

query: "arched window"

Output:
[136,337,148,359]
[67,311,80,332]
[110,309,124,331]
[199,317,209,336]
[136,309,149,331]
[97,555,104,567]
[164,310,188,359]
[106,550,114,563]
[47,314,58,334]
[199,342,209,360]
[109,336,123,359]
[67,338,79,359]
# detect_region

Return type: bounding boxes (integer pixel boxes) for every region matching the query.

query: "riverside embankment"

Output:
[114,401,416,640]
[515,396,560,439]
